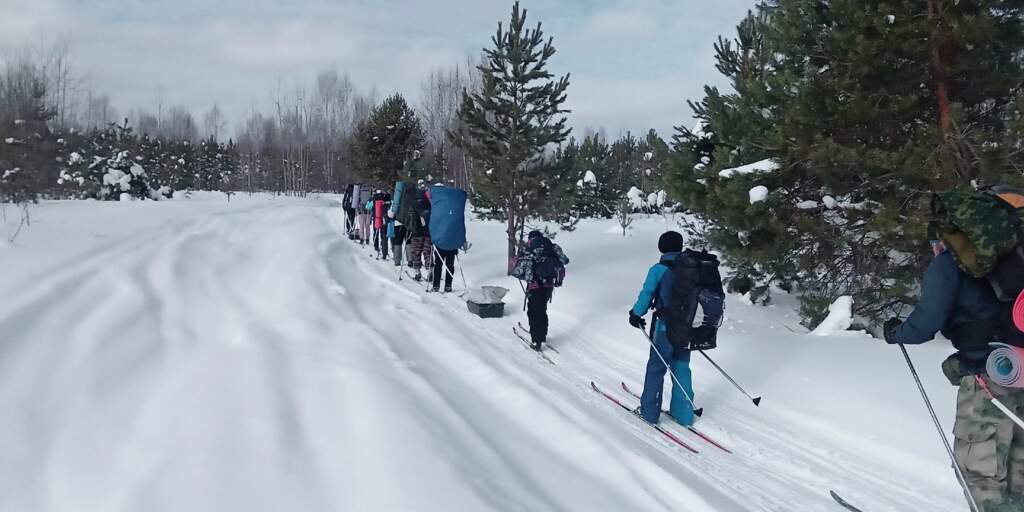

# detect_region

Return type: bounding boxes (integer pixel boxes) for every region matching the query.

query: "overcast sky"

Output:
[0,0,755,138]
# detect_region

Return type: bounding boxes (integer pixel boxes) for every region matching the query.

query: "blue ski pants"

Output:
[639,328,695,425]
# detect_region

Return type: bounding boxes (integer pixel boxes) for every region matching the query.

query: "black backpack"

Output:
[530,237,566,287]
[982,189,1024,346]
[659,249,726,352]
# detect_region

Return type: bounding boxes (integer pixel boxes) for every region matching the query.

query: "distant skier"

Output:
[342,184,356,238]
[372,189,391,259]
[389,212,406,266]
[628,231,699,426]
[510,230,569,351]
[406,182,432,281]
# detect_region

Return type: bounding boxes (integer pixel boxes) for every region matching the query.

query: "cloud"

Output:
[0,0,756,138]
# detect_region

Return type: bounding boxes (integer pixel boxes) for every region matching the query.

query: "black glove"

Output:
[628,310,647,330]
[883,318,902,344]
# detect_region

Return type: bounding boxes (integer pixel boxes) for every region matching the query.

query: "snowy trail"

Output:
[0,195,970,511]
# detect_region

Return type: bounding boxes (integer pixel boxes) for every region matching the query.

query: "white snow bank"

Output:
[627,186,645,209]
[583,170,597,184]
[719,158,781,178]
[810,296,854,336]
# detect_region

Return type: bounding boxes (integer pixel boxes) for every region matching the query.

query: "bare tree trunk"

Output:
[927,0,954,137]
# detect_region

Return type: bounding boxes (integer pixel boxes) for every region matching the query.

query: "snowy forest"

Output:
[3,1,1024,327]
[4,1,1024,511]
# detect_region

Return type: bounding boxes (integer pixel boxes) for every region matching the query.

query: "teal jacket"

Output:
[631,252,680,333]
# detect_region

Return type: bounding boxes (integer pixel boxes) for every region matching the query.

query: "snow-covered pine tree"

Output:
[451,1,572,267]
[353,94,425,185]
[220,139,239,195]
[639,129,670,206]
[574,134,614,218]
[63,122,151,201]
[669,1,1024,325]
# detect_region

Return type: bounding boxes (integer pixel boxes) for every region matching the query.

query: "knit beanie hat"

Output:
[658,231,684,254]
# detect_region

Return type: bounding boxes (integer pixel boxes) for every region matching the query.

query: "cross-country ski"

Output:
[516,322,559,353]
[620,382,731,454]
[512,326,556,365]
[829,491,865,512]
[590,382,699,454]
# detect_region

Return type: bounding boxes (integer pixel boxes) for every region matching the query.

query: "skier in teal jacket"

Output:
[628,231,696,425]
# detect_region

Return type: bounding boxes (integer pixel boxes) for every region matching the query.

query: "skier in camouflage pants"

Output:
[948,374,1024,511]
[885,238,1024,511]
[405,185,432,281]
[407,235,432,279]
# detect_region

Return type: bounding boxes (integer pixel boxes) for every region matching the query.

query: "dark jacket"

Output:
[892,251,1001,356]
[407,190,431,237]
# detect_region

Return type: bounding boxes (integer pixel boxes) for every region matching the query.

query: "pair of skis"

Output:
[514,323,559,353]
[512,324,555,365]
[590,381,730,454]
[592,382,861,511]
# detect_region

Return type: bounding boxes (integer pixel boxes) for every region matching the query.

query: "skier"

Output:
[883,233,1021,511]
[372,189,391,259]
[406,182,432,281]
[510,230,569,350]
[342,184,356,238]
[389,212,406,266]
[627,231,697,426]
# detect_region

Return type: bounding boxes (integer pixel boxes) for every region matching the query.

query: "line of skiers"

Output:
[342,179,469,292]
[343,181,437,286]
[349,176,1024,511]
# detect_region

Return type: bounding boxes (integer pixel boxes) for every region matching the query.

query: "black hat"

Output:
[658,231,683,254]
[528,230,543,239]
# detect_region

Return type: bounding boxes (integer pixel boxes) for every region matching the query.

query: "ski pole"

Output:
[397,230,411,281]
[975,375,1024,431]
[519,279,528,312]
[431,245,458,287]
[898,343,980,512]
[698,351,762,406]
[634,325,703,417]
[455,252,470,291]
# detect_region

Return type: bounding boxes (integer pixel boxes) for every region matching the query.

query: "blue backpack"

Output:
[428,186,467,251]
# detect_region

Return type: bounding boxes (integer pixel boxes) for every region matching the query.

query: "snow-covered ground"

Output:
[0,194,968,511]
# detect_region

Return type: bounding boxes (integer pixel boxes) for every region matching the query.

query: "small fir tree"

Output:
[451,1,572,267]
[353,94,426,185]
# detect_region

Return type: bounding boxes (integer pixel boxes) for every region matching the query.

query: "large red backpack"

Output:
[374,199,385,229]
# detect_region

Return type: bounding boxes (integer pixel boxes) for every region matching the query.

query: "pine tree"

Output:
[574,134,613,218]
[668,1,1024,325]
[451,1,572,266]
[353,94,426,185]
[0,69,56,205]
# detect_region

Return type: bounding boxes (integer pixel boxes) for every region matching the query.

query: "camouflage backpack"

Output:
[931,187,1024,345]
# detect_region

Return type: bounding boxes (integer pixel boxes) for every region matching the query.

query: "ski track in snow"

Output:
[0,195,968,511]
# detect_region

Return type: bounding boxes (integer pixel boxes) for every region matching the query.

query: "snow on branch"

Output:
[718,158,780,178]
